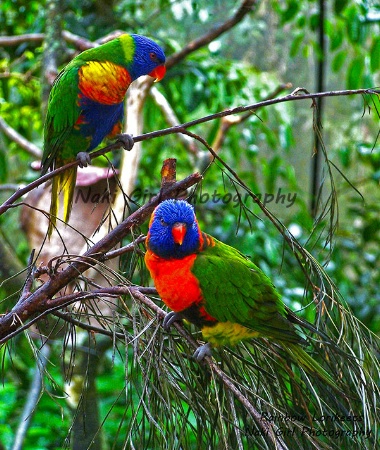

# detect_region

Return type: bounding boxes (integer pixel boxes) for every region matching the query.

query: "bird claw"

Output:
[76,152,92,168]
[116,134,134,151]
[162,311,184,330]
[162,313,213,362]
[193,342,213,361]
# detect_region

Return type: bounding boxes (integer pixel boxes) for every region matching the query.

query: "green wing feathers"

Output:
[192,235,338,389]
[42,65,81,174]
[192,236,300,344]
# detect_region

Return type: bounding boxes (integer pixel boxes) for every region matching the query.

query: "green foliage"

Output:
[277,0,380,89]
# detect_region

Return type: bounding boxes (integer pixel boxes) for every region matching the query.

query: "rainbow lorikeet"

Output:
[145,199,337,389]
[41,34,166,236]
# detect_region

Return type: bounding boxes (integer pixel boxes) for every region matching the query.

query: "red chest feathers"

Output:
[145,250,203,312]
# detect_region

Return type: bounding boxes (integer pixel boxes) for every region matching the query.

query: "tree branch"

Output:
[1,87,377,217]
[0,116,42,158]
[0,33,45,46]
[3,278,288,447]
[0,30,100,49]
[166,0,258,70]
[150,86,199,155]
[0,165,202,341]
[211,82,293,153]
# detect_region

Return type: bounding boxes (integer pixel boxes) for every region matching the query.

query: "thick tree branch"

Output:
[0,165,202,341]
[42,0,63,106]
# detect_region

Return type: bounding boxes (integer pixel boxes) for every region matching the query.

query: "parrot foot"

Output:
[162,311,184,330]
[76,152,92,168]
[116,134,134,151]
[193,342,213,361]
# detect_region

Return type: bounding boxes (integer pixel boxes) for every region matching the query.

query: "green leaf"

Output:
[309,12,320,32]
[329,25,343,51]
[370,37,380,72]
[289,33,304,57]
[0,151,7,182]
[347,57,364,89]
[345,5,364,44]
[338,147,351,167]
[280,1,300,24]
[332,50,347,72]
[334,0,349,15]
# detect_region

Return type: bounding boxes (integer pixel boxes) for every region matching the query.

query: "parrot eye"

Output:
[149,52,158,62]
[160,217,168,226]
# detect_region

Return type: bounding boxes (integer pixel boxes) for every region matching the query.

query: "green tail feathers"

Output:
[48,167,77,237]
[286,343,338,391]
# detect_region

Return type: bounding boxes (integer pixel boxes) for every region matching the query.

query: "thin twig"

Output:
[53,310,126,339]
[11,344,50,450]
[102,235,146,261]
[16,250,36,306]
[212,82,293,151]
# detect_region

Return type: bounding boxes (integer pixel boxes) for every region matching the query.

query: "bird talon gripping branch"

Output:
[116,133,134,151]
[76,151,92,168]
[162,311,184,330]
[193,342,213,361]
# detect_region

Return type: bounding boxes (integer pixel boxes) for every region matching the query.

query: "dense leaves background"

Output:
[0,1,379,449]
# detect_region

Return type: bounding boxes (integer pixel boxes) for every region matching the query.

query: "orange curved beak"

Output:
[172,222,187,245]
[149,64,166,82]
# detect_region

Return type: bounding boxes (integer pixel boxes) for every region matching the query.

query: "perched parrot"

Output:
[145,199,337,389]
[41,33,166,236]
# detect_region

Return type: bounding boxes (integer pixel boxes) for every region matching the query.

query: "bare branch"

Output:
[102,235,146,261]
[166,0,258,69]
[0,116,42,158]
[212,82,293,152]
[0,33,45,46]
[61,30,96,51]
[0,31,101,50]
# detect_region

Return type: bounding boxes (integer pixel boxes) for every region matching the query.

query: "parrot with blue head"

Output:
[145,199,338,390]
[42,34,166,236]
